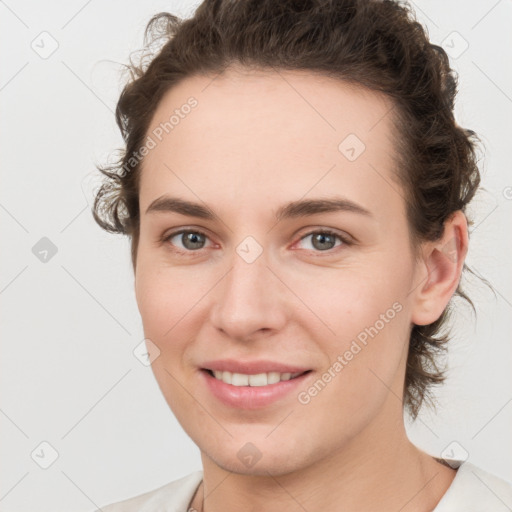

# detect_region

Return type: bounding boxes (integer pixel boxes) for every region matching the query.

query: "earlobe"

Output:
[411,211,469,326]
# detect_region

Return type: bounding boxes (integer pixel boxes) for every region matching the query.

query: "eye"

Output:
[162,228,350,255]
[163,229,212,252]
[295,230,347,252]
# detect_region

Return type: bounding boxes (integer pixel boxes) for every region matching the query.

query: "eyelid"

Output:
[161,226,353,254]
[290,228,353,254]
[294,226,354,245]
[161,227,216,253]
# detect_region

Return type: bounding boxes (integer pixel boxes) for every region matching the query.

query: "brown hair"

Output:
[93,0,481,419]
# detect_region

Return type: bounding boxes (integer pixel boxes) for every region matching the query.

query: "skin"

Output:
[134,67,468,511]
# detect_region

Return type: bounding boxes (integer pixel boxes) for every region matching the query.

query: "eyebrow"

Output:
[145,195,372,220]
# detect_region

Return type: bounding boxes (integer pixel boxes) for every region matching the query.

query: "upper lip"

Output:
[201,359,312,375]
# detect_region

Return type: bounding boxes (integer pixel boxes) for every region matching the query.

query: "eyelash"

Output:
[161,228,351,256]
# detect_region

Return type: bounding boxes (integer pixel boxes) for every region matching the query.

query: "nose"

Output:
[209,244,287,342]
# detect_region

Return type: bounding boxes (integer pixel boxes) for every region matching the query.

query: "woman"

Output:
[92,0,512,510]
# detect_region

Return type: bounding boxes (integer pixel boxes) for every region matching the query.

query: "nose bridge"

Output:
[210,237,285,339]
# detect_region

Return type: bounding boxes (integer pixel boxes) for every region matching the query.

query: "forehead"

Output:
[139,67,402,219]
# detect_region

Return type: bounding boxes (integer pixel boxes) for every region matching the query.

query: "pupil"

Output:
[184,232,204,250]
[313,233,334,251]
[181,232,335,251]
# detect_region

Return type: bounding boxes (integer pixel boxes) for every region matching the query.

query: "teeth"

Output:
[248,373,267,386]
[231,373,249,386]
[267,371,281,384]
[210,370,303,386]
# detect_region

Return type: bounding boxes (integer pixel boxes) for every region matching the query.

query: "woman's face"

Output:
[134,68,426,475]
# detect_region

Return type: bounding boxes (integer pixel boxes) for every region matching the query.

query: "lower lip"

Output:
[200,370,312,409]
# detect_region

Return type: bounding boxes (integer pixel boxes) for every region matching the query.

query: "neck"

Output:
[195,396,456,512]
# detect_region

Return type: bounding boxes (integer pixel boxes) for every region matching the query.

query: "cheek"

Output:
[135,255,206,338]
[279,256,410,340]
[134,263,206,412]
[288,258,412,396]
[293,290,409,435]
[134,265,188,378]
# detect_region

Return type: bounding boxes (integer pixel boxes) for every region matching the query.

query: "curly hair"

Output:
[92,0,481,419]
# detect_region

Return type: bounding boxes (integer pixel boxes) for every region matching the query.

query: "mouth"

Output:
[202,368,312,387]
[199,367,314,409]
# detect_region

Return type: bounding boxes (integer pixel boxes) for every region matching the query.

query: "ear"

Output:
[410,210,469,326]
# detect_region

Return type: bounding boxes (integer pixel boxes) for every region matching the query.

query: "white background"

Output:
[1,1,511,510]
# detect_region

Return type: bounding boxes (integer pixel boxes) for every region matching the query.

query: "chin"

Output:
[206,450,303,477]
[197,432,319,478]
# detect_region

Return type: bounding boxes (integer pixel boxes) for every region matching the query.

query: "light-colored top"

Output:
[96,460,512,511]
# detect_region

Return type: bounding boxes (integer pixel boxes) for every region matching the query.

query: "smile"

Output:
[200,367,313,409]
[207,369,306,387]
